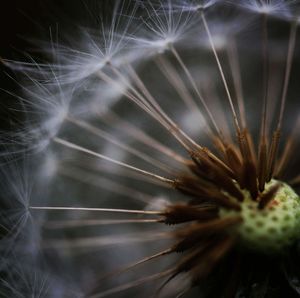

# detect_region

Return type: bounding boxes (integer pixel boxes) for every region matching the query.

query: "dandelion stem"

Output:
[89,269,174,298]
[226,38,246,129]
[53,137,174,185]
[154,55,207,131]
[278,20,297,130]
[257,13,269,191]
[170,45,224,141]
[125,62,203,151]
[58,166,154,204]
[45,218,162,229]
[260,13,269,139]
[290,175,300,186]
[66,115,174,174]
[91,248,173,286]
[98,68,197,151]
[30,206,163,215]
[267,20,297,181]
[66,160,170,187]
[275,116,300,177]
[101,111,188,164]
[200,11,241,135]
[41,231,171,251]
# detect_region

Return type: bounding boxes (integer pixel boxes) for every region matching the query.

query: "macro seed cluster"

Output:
[1,0,300,297]
[222,180,300,253]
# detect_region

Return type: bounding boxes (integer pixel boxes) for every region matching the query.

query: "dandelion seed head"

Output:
[162,0,220,12]
[3,0,300,297]
[221,180,300,253]
[236,0,293,19]
[0,153,49,262]
[132,0,201,55]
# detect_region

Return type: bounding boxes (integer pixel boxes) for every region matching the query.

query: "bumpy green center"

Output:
[223,180,300,253]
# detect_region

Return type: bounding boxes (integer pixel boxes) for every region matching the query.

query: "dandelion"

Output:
[2,0,300,297]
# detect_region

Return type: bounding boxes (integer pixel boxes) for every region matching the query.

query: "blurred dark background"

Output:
[0,0,63,131]
[0,0,115,131]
